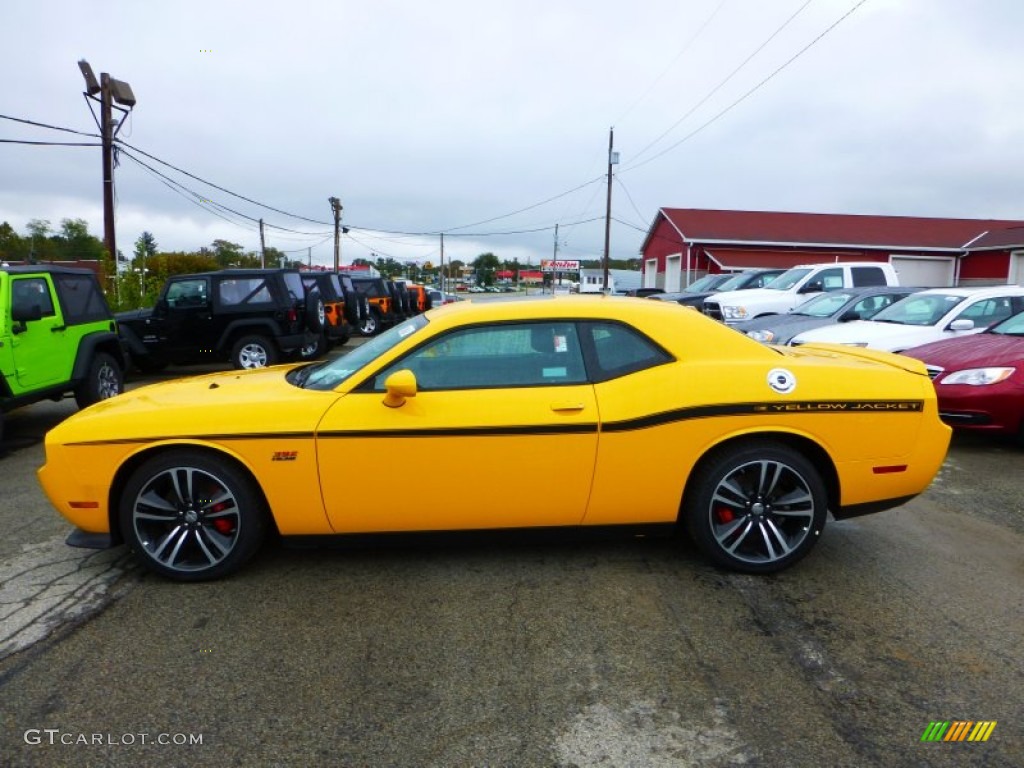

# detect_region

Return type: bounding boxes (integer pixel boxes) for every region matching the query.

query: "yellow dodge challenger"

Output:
[38,296,951,581]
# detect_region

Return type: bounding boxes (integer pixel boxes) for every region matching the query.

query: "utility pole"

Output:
[602,127,618,292]
[259,218,266,268]
[329,197,343,271]
[78,61,136,266]
[440,233,445,294]
[552,223,560,294]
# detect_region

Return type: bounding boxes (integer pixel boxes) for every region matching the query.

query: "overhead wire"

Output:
[626,0,814,168]
[622,0,868,173]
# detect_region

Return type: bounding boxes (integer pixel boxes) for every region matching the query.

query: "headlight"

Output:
[747,330,774,342]
[721,305,747,320]
[939,367,1015,386]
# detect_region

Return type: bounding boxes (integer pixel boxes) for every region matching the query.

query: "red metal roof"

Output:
[650,209,1024,251]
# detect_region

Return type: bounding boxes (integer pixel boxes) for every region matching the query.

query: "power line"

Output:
[0,113,100,138]
[627,0,814,168]
[0,138,101,146]
[623,0,868,174]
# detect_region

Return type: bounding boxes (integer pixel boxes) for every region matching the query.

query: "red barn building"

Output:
[640,209,1024,291]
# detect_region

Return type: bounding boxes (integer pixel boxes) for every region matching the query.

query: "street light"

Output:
[78,59,136,267]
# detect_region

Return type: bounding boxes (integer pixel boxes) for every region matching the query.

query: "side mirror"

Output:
[382,369,418,408]
[154,298,169,315]
[838,309,861,322]
[11,302,43,323]
[948,318,975,332]
[800,281,824,294]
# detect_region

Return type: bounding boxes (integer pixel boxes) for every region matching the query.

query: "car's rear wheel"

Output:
[684,442,827,574]
[231,335,277,369]
[359,308,381,336]
[119,451,268,581]
[74,352,124,408]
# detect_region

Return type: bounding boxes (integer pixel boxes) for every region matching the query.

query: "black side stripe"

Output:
[603,399,924,433]
[65,399,923,446]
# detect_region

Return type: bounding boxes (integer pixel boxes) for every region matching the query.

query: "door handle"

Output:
[551,403,585,412]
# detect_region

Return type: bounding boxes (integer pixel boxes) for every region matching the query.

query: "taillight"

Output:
[287,308,297,322]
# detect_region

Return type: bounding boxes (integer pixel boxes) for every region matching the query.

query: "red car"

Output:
[903,310,1024,441]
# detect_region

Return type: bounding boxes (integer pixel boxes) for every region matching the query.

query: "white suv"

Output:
[704,261,900,325]
[789,286,1024,352]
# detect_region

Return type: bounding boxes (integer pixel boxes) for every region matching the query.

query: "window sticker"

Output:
[553,335,568,353]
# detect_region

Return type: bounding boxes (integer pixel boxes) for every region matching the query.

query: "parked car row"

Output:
[664,266,1024,444]
[349,276,436,336]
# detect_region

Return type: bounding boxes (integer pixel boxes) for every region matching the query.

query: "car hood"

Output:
[902,333,1024,369]
[115,307,154,322]
[735,315,835,342]
[706,287,782,305]
[47,365,338,444]
[776,343,930,377]
[791,320,945,350]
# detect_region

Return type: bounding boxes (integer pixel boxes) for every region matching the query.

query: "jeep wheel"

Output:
[305,290,325,333]
[74,352,125,409]
[359,308,381,336]
[231,335,278,369]
[298,332,327,360]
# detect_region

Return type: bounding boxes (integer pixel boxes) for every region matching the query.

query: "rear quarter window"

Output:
[851,266,889,287]
[585,322,672,382]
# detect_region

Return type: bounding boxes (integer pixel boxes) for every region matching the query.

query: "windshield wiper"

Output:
[292,362,326,388]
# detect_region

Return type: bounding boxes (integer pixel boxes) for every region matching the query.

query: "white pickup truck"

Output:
[703,261,901,325]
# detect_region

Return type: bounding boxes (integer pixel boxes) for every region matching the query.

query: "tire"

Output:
[305,290,325,333]
[298,332,327,360]
[118,450,268,581]
[231,335,278,369]
[684,441,827,574]
[74,352,124,408]
[359,308,381,336]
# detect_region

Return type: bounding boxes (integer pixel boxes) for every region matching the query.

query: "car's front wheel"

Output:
[684,441,827,574]
[119,451,269,581]
[298,332,327,360]
[231,335,278,369]
[74,352,124,408]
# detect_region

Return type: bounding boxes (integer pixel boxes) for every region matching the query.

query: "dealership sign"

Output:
[541,260,580,271]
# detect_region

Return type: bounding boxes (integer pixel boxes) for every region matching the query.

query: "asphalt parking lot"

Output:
[0,338,1021,767]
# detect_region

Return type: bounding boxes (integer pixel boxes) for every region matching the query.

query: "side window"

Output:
[585,322,671,382]
[165,279,209,309]
[372,322,586,390]
[850,294,894,318]
[11,278,55,317]
[819,268,844,290]
[217,278,271,306]
[960,297,1014,324]
[53,273,111,323]
[851,266,887,287]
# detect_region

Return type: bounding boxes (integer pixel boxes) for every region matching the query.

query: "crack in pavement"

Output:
[0,534,135,660]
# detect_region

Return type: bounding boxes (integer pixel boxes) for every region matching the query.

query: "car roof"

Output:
[0,265,96,276]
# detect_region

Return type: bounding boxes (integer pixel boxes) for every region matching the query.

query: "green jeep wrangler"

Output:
[0,266,126,444]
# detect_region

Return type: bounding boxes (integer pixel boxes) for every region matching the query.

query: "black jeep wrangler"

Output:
[118,268,322,371]
[298,271,368,357]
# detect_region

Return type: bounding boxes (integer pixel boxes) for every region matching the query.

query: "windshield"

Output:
[300,315,429,390]
[794,292,853,317]
[713,273,748,291]
[870,294,965,326]
[765,268,811,291]
[990,310,1024,336]
[683,274,724,293]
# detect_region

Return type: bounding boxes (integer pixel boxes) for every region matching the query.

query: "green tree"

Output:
[472,252,500,286]
[211,239,245,267]
[134,231,158,263]
[57,218,105,261]
[0,222,26,261]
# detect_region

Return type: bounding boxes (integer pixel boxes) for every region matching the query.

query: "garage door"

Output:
[891,257,955,288]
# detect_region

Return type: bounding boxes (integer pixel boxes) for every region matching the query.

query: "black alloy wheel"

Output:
[119,450,268,581]
[684,441,827,574]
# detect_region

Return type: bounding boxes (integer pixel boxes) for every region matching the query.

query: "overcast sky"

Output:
[2,0,1022,269]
